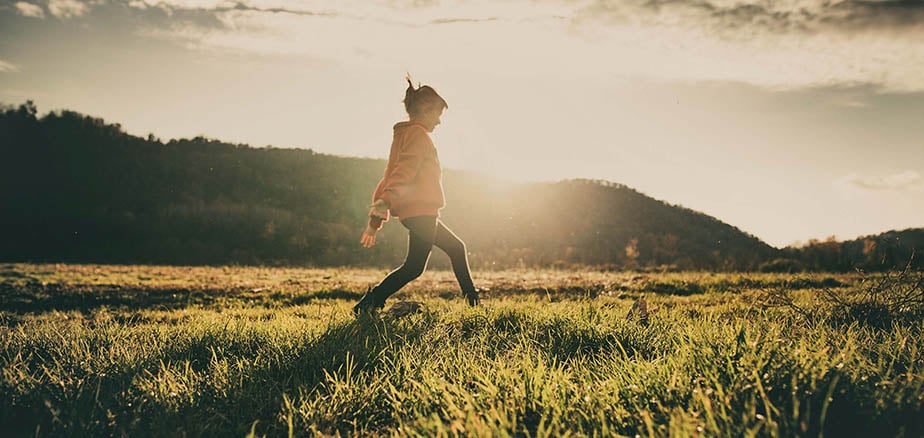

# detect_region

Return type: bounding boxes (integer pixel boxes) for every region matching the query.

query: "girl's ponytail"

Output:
[404,74,418,112]
[402,74,447,117]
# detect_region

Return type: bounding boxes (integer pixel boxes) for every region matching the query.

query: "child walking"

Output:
[354,77,481,315]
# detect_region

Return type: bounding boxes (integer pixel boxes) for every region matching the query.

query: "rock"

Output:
[626,297,658,325]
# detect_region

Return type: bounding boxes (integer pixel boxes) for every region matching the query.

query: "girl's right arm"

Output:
[361,223,378,248]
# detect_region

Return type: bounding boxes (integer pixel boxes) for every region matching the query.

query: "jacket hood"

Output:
[393,120,428,132]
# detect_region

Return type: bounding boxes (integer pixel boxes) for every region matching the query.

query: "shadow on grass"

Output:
[0,281,362,315]
[484,276,849,300]
[3,304,922,437]
[289,288,363,304]
[0,312,424,436]
[490,285,609,301]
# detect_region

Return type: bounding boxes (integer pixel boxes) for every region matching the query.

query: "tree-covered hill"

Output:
[2,101,919,270]
[776,228,924,272]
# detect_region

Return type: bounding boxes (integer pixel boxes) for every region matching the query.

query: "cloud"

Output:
[577,0,924,36]
[126,0,338,18]
[47,0,90,18]
[131,1,572,55]
[807,0,924,33]
[0,60,20,73]
[14,1,45,18]
[568,0,924,91]
[114,0,924,91]
[430,17,499,25]
[122,0,560,27]
[224,3,335,17]
[840,170,924,192]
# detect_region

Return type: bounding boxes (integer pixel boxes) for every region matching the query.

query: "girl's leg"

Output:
[433,220,479,305]
[366,216,438,306]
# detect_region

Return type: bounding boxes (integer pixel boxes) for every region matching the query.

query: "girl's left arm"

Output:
[376,130,430,208]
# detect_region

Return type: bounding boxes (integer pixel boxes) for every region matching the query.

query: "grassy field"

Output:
[1,263,922,437]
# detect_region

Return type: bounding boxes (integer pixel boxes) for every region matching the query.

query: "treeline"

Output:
[1,101,920,271]
[764,230,924,273]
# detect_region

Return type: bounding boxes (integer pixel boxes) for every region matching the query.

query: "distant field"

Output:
[1,264,922,437]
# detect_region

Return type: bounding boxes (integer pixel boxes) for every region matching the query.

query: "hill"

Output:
[1,100,897,270]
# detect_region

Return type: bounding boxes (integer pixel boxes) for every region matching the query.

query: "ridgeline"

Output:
[1,101,920,271]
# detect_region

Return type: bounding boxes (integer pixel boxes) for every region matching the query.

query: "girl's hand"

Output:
[360,224,378,248]
[368,199,389,219]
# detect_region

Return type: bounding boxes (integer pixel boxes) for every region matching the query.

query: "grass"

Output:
[1,264,922,437]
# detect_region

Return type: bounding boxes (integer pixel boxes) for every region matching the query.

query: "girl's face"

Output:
[417,106,444,133]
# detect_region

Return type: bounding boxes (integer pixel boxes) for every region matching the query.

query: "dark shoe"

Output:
[353,287,384,316]
[465,287,486,307]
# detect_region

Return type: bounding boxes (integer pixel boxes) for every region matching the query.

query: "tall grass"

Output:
[1,266,922,436]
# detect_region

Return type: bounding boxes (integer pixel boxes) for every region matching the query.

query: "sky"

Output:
[1,0,923,247]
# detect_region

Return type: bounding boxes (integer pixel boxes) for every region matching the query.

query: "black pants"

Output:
[370,216,476,304]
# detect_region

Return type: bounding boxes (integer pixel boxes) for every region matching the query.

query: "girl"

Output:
[354,78,481,315]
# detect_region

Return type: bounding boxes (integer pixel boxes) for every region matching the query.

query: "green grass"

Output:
[1,264,922,436]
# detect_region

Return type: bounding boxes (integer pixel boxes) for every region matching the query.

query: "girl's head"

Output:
[404,76,447,132]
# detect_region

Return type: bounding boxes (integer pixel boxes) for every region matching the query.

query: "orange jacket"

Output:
[369,121,445,229]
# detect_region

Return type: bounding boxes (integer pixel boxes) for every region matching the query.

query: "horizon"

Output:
[2,0,923,247]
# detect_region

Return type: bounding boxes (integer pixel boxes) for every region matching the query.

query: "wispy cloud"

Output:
[27,0,924,92]
[14,1,45,18]
[840,170,924,192]
[577,0,924,36]
[124,0,558,25]
[430,17,499,25]
[47,0,90,18]
[0,60,20,73]
[131,0,572,62]
[568,0,924,91]
[126,0,338,18]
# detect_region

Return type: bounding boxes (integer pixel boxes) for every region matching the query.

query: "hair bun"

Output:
[402,74,448,116]
[405,74,417,107]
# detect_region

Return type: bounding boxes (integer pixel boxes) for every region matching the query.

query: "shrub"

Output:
[760,263,923,328]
